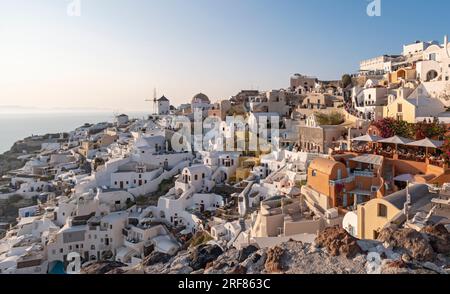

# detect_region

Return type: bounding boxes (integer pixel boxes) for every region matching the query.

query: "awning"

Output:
[378,135,413,145]
[406,138,444,148]
[351,134,381,142]
[350,154,384,166]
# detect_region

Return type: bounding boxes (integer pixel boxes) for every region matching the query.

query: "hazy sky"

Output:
[0,0,449,112]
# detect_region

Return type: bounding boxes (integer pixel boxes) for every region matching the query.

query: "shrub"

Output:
[315,111,344,125]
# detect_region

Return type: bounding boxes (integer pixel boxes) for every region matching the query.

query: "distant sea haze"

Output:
[0,112,147,154]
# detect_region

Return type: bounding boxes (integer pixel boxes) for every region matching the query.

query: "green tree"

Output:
[391,120,414,139]
[341,74,352,88]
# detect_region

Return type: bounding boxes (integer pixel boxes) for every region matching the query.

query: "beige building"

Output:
[208,100,231,121]
[384,87,447,123]
[297,114,347,154]
[250,195,341,238]
[357,184,434,240]
[301,93,336,109]
[290,74,317,93]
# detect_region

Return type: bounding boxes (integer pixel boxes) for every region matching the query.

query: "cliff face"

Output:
[0,153,24,177]
[0,195,37,226]
[0,133,66,176]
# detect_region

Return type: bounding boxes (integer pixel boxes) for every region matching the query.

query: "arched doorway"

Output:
[426,70,438,81]
[397,69,406,80]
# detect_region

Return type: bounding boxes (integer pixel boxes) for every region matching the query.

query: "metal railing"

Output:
[329,176,355,185]
[353,170,375,177]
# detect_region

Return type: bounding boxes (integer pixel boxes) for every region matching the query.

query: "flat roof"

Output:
[350,154,383,166]
[383,184,433,210]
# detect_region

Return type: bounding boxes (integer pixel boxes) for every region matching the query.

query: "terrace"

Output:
[348,135,448,169]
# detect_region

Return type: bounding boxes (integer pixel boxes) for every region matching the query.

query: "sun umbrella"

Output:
[406,138,444,148]
[378,135,413,145]
[351,134,381,142]
[378,135,413,154]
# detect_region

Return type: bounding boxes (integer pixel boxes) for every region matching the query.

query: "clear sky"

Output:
[0,0,449,112]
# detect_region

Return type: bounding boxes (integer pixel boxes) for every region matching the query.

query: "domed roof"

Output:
[192,93,210,104]
[309,158,345,175]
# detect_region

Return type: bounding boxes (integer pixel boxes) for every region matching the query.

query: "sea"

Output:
[0,112,148,154]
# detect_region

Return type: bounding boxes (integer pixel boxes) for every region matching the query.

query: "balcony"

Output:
[353,170,375,177]
[329,176,355,186]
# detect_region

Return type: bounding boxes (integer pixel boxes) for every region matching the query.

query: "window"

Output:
[397,103,402,113]
[373,230,380,239]
[91,245,95,250]
[377,204,387,217]
[60,248,63,253]
[110,225,113,229]
[69,245,72,250]
[312,169,317,177]
[76,244,79,249]
[194,175,198,180]
[114,181,117,185]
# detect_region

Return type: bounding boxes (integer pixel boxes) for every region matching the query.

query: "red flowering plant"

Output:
[442,136,450,162]
[371,118,414,139]
[371,118,395,138]
[414,120,446,140]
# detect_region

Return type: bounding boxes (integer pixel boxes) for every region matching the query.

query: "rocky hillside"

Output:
[82,225,450,275]
[0,195,37,224]
[0,133,67,177]
[0,152,24,177]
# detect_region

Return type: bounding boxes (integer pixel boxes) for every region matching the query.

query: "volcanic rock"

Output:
[315,226,362,258]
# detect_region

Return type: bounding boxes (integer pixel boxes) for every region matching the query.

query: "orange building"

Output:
[302,155,386,212]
